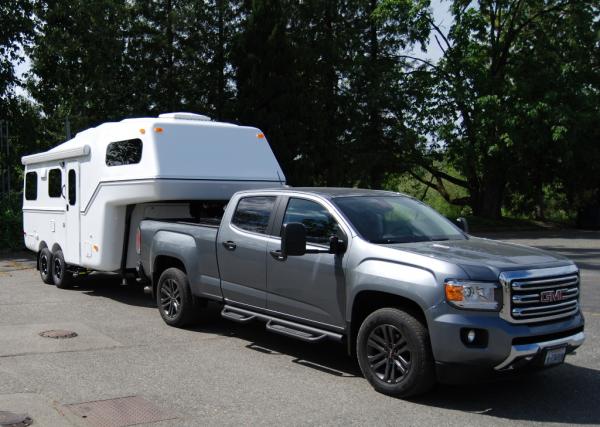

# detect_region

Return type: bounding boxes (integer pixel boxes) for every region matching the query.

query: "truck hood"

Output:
[385,237,573,280]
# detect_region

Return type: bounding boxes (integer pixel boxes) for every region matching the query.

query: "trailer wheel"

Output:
[356,307,435,398]
[51,249,73,289]
[39,248,54,285]
[156,267,199,327]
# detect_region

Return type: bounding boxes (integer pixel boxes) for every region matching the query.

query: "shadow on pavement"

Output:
[67,273,157,309]
[415,362,600,424]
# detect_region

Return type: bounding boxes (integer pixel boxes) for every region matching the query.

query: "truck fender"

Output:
[346,259,441,323]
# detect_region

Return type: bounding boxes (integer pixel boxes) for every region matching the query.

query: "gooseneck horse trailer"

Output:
[22,113,285,287]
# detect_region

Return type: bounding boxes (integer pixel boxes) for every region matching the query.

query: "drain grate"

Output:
[0,411,33,427]
[39,329,78,339]
[64,396,177,427]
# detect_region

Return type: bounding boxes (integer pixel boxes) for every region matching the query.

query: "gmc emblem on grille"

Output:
[540,289,565,303]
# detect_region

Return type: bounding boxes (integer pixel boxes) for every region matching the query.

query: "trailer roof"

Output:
[21,113,243,165]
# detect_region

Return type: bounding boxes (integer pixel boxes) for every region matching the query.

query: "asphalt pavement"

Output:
[0,230,598,426]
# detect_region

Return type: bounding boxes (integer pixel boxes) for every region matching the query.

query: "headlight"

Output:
[444,280,500,311]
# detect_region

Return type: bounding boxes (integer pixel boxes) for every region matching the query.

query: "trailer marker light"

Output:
[154,127,164,133]
[257,133,265,139]
[139,128,146,134]
[92,244,99,252]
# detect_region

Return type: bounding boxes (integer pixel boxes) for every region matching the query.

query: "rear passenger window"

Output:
[232,196,276,234]
[25,172,37,200]
[106,138,143,166]
[48,168,62,198]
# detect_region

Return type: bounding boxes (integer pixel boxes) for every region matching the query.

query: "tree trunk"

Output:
[471,170,505,219]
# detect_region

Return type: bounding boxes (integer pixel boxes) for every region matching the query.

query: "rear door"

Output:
[64,161,80,265]
[217,195,279,308]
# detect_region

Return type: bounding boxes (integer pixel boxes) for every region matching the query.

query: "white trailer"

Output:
[22,112,285,287]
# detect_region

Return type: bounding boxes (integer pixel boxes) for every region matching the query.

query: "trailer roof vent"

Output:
[158,112,211,121]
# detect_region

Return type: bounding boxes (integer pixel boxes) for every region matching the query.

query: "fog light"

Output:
[460,328,489,348]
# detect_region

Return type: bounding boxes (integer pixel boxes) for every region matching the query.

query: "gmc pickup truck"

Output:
[136,188,585,397]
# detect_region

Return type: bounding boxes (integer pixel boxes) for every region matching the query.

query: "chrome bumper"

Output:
[494,331,585,370]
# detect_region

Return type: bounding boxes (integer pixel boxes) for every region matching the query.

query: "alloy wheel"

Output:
[366,324,412,384]
[160,279,181,319]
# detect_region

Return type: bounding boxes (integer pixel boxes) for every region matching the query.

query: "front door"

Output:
[64,161,80,265]
[266,197,347,328]
[217,195,278,308]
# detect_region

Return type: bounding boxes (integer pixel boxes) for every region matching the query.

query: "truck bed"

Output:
[138,218,223,300]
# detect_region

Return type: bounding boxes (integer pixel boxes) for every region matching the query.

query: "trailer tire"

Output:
[51,249,73,289]
[357,307,435,398]
[39,248,54,285]
[156,267,199,327]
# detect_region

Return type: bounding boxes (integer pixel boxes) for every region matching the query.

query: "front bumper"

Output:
[494,331,584,370]
[427,303,585,381]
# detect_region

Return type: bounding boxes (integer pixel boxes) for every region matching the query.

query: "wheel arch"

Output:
[152,255,187,297]
[347,290,429,357]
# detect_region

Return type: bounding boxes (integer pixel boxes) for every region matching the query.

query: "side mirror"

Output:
[281,222,307,257]
[455,217,469,233]
[328,235,346,255]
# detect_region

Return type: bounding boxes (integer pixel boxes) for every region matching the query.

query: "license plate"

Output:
[544,346,567,366]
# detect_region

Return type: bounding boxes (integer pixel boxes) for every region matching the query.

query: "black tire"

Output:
[51,249,72,289]
[39,248,54,285]
[357,307,435,398]
[156,267,200,327]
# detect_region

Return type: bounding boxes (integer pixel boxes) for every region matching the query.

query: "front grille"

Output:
[500,266,580,324]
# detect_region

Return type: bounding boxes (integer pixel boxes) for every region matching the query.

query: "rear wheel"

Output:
[51,249,72,289]
[156,267,199,327]
[357,307,435,397]
[39,248,53,285]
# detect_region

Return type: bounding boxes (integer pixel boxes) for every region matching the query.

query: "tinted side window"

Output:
[25,172,37,200]
[282,198,339,245]
[48,169,62,198]
[232,196,276,234]
[106,138,143,166]
[68,169,76,205]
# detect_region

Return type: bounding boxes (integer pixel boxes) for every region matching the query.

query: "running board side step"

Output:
[221,305,343,343]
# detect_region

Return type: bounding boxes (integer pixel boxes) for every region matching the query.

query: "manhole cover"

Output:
[39,329,78,339]
[0,411,33,427]
[65,396,177,427]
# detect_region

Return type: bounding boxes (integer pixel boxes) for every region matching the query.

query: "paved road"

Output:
[0,231,598,426]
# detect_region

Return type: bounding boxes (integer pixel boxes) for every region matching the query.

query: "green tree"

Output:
[0,0,33,111]
[380,0,599,219]
[28,0,129,134]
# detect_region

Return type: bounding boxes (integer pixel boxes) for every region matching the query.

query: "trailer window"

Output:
[68,169,76,205]
[25,172,37,200]
[48,169,62,198]
[232,196,276,234]
[106,138,143,166]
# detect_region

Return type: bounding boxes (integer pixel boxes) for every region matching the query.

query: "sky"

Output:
[11,0,452,99]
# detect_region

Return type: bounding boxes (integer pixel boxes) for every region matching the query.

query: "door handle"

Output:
[222,241,237,251]
[270,250,286,261]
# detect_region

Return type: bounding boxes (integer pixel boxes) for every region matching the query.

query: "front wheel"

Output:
[357,308,435,397]
[156,267,199,327]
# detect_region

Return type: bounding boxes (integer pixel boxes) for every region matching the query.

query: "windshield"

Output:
[332,196,466,244]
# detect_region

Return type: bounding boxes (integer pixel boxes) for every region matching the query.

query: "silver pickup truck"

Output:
[136,188,585,397]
